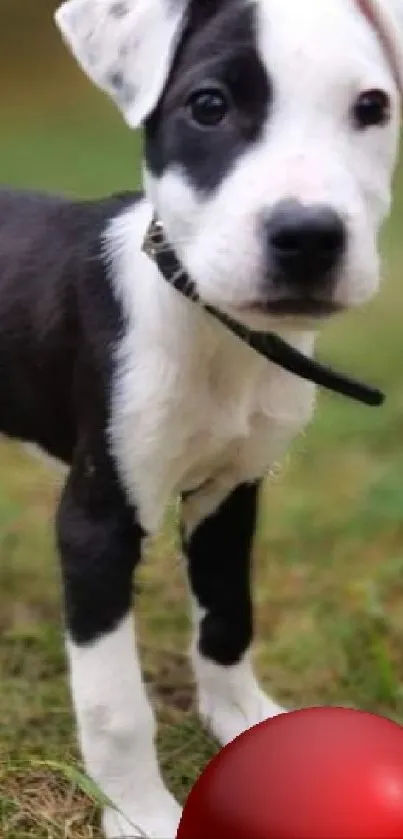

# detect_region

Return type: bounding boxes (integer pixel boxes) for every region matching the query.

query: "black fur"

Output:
[145,0,272,192]
[57,432,144,644]
[183,482,260,666]
[0,189,143,643]
[0,189,137,461]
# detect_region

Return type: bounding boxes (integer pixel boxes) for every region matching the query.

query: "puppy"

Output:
[1,0,402,835]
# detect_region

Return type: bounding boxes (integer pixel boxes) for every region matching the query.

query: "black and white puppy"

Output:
[1,0,403,835]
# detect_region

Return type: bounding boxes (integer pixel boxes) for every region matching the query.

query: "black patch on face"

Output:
[145,0,272,193]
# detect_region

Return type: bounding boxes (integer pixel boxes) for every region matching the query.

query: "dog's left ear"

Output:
[55,0,188,128]
[357,0,403,95]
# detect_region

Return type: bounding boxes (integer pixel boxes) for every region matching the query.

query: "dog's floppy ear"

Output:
[357,0,403,96]
[55,0,188,127]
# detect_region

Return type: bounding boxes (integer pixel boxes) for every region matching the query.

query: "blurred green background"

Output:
[0,0,143,196]
[2,3,403,837]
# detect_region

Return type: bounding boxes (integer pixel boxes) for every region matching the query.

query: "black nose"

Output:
[267,200,346,286]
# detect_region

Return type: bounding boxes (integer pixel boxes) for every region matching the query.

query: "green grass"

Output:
[2,91,403,836]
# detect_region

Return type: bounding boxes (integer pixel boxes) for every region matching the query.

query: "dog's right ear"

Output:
[55,0,188,128]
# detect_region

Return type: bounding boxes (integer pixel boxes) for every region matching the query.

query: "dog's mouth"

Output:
[238,298,345,318]
[142,216,384,409]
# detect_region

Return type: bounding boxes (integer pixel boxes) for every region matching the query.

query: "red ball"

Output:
[177,707,403,839]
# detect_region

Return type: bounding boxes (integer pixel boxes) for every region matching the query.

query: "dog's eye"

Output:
[188,88,229,127]
[353,89,391,129]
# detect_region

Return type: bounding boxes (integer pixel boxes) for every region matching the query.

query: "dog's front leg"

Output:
[57,442,181,839]
[182,481,286,747]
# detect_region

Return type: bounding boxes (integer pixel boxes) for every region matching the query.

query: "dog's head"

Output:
[56,0,403,330]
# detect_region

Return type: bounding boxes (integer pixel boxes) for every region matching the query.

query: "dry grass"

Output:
[0,764,101,839]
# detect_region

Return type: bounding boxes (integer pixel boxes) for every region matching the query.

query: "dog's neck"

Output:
[141,214,385,408]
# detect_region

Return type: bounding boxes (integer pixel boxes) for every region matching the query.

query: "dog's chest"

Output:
[177,353,297,489]
[175,357,316,535]
[111,310,316,533]
[107,204,316,532]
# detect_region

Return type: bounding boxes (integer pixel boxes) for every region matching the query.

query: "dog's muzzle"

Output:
[142,217,384,408]
[264,200,346,295]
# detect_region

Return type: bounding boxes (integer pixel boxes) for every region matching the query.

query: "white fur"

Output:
[357,0,403,93]
[55,0,187,128]
[67,615,182,838]
[194,649,286,745]
[106,200,316,534]
[189,601,286,746]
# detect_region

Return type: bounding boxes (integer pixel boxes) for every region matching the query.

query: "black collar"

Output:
[142,216,384,408]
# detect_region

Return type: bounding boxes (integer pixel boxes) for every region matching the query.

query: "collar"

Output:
[142,216,384,407]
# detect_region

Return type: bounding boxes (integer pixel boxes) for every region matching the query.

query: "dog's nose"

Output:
[266,200,346,285]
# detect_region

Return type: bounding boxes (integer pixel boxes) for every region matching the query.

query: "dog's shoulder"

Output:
[0,187,141,275]
[0,187,142,327]
[0,188,144,460]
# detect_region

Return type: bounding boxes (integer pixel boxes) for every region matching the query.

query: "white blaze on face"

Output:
[153,0,401,321]
[255,0,400,219]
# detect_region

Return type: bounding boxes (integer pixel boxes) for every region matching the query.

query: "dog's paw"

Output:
[102,790,182,838]
[193,653,287,746]
[199,686,287,746]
